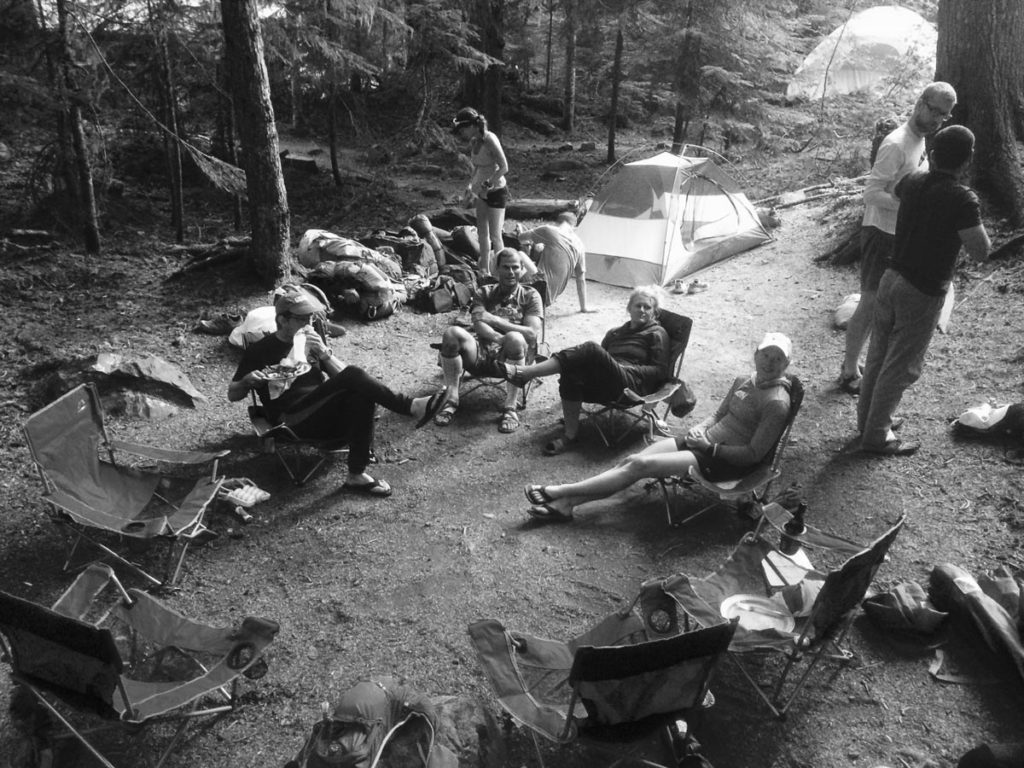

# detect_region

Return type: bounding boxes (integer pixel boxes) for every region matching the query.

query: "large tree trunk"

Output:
[606,25,623,164]
[561,0,576,132]
[157,29,184,243]
[221,0,292,285]
[671,1,700,155]
[936,0,1024,226]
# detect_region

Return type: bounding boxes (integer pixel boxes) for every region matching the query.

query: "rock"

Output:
[578,141,596,151]
[366,144,390,165]
[0,142,10,165]
[107,390,181,419]
[281,153,318,174]
[90,352,208,406]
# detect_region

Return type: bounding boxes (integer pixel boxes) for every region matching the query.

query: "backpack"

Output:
[307,260,406,321]
[284,677,457,768]
[358,229,438,277]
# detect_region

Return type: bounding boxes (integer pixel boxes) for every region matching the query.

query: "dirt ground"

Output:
[2,126,1024,768]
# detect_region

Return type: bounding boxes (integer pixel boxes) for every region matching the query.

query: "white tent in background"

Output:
[786,6,936,101]
[576,152,772,288]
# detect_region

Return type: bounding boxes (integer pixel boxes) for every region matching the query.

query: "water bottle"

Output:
[779,502,807,555]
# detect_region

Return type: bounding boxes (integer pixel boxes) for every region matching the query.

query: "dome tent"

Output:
[786,6,936,101]
[576,151,771,288]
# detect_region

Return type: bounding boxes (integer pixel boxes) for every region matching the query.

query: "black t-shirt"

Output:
[233,333,325,419]
[892,169,981,296]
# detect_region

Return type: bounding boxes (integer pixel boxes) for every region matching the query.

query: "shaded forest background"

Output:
[0,0,953,258]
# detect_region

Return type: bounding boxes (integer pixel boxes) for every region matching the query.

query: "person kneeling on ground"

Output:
[228,285,444,497]
[523,333,793,522]
[501,285,671,455]
[434,248,544,433]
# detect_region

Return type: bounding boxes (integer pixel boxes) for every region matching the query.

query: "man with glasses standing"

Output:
[228,285,444,497]
[837,82,957,395]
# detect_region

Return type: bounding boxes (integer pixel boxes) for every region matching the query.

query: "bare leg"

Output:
[486,204,505,267]
[474,198,492,276]
[439,326,479,406]
[540,438,697,515]
[842,289,876,380]
[513,356,562,383]
[561,399,582,440]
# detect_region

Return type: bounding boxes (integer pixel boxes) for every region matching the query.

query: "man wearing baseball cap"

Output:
[857,125,990,456]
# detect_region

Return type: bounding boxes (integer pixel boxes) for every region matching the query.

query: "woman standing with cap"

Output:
[451,107,509,277]
[522,333,794,522]
[228,285,444,497]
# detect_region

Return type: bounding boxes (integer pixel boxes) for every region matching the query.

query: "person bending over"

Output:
[502,285,670,455]
[515,212,592,311]
[433,248,544,433]
[523,333,793,522]
[228,286,444,497]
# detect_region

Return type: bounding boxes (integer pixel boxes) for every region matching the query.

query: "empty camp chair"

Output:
[248,393,348,485]
[469,581,737,768]
[658,374,804,527]
[0,563,279,768]
[668,505,905,719]
[583,309,693,446]
[22,384,228,589]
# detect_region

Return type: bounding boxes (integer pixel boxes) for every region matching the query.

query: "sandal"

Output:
[498,408,520,433]
[415,390,447,429]
[342,477,393,497]
[543,435,579,456]
[526,503,573,523]
[434,401,458,427]
[524,484,554,505]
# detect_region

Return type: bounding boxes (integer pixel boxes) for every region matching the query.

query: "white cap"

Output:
[757,332,792,361]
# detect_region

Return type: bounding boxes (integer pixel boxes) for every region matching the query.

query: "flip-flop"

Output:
[526,503,573,523]
[498,408,520,433]
[415,390,447,429]
[342,477,393,497]
[434,401,458,427]
[524,484,554,505]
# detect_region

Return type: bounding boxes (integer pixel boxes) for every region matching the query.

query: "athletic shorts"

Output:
[482,186,509,209]
[859,226,894,292]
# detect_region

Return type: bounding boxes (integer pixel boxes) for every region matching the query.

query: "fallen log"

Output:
[165,237,250,280]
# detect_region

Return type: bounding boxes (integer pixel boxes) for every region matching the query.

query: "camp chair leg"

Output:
[63,528,164,589]
[726,653,786,720]
[18,684,120,768]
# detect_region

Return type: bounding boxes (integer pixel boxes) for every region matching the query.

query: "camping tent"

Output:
[576,152,771,288]
[786,6,936,101]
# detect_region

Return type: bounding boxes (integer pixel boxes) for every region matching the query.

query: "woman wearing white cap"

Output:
[228,285,444,497]
[524,333,793,522]
[451,106,509,277]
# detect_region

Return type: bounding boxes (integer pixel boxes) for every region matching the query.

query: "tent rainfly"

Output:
[576,152,772,288]
[786,6,936,101]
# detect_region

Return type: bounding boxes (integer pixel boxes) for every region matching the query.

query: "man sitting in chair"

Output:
[228,285,444,497]
[500,285,671,455]
[434,248,544,433]
[523,333,793,522]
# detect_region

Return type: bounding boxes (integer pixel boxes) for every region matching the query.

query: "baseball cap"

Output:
[757,332,792,361]
[273,285,326,316]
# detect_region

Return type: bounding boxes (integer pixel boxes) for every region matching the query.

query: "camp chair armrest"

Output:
[109,440,229,467]
[621,380,680,407]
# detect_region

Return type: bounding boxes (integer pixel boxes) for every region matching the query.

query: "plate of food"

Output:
[260,362,311,380]
[720,594,795,632]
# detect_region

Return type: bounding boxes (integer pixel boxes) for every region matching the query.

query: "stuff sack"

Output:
[307,260,406,321]
[669,380,698,418]
[952,403,1024,441]
[284,677,457,768]
[449,225,481,260]
[358,229,437,277]
[416,275,474,314]
[297,229,403,281]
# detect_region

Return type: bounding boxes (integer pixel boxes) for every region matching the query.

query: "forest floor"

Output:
[1,107,1024,768]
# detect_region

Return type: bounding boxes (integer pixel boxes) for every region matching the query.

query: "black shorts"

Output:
[483,186,509,209]
[675,441,751,482]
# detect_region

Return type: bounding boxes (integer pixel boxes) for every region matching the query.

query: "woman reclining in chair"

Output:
[523,333,793,522]
[228,286,444,497]
[501,285,671,455]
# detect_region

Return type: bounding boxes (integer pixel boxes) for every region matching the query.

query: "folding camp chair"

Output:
[583,310,693,447]
[468,583,737,768]
[22,384,228,589]
[657,374,804,527]
[0,563,279,768]
[668,505,905,719]
[248,395,349,485]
